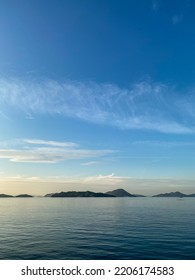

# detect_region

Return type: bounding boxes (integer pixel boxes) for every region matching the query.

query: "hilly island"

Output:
[0,189,195,198]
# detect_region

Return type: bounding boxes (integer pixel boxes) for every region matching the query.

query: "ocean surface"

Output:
[0,197,195,260]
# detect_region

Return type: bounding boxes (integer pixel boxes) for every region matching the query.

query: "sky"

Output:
[0,0,195,195]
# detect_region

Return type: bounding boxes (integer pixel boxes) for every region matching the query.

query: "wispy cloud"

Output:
[83,173,125,185]
[81,161,101,166]
[0,77,195,133]
[0,174,40,182]
[0,173,125,185]
[132,140,195,148]
[0,110,10,120]
[24,139,77,147]
[0,139,113,163]
[172,14,183,25]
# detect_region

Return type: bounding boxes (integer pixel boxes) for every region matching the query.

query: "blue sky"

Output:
[0,0,195,195]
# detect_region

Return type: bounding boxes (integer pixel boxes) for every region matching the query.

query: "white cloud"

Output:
[81,161,101,166]
[0,148,111,163]
[0,139,113,163]
[0,175,40,181]
[24,139,77,147]
[0,173,125,185]
[0,77,195,134]
[83,173,126,185]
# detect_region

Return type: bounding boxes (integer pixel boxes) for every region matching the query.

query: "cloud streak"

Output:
[81,161,101,166]
[0,77,195,133]
[0,139,113,163]
[0,173,127,186]
[24,139,77,147]
[132,140,195,148]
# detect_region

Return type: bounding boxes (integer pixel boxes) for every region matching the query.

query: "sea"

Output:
[0,197,195,260]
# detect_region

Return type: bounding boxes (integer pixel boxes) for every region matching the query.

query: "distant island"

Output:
[15,194,33,198]
[0,194,33,198]
[106,188,136,197]
[46,190,195,198]
[153,191,195,198]
[0,189,195,198]
[0,194,13,198]
[49,191,114,197]
[46,189,144,197]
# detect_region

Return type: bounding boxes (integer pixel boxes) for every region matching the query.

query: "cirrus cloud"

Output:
[0,77,195,134]
[0,138,113,163]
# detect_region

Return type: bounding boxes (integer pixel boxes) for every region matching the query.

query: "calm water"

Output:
[0,197,195,260]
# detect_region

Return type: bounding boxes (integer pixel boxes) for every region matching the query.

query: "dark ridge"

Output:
[106,188,136,197]
[50,191,114,197]
[3,190,195,198]
[0,194,13,198]
[45,193,55,197]
[153,191,186,198]
[15,194,33,198]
